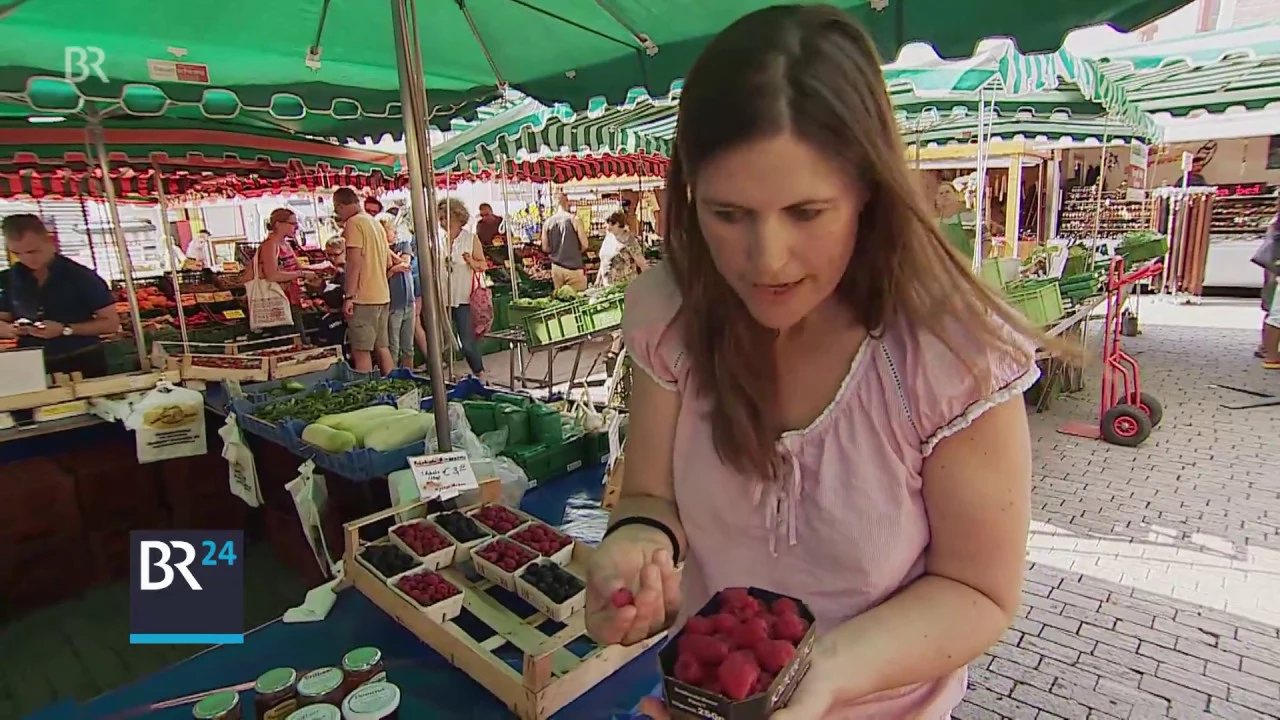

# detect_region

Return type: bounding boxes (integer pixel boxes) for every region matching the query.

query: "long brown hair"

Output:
[665,5,1056,482]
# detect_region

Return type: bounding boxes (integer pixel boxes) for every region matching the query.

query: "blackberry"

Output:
[360,544,420,577]
[521,561,586,604]
[435,511,487,543]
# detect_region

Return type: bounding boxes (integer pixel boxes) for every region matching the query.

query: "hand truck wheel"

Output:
[1100,404,1153,447]
[1125,392,1163,428]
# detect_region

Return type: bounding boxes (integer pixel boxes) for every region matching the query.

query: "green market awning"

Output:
[0,0,1192,140]
[1080,23,1280,118]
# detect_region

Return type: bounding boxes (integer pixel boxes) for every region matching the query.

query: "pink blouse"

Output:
[623,263,1039,719]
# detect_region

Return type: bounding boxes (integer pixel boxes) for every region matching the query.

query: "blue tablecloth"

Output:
[32,466,664,720]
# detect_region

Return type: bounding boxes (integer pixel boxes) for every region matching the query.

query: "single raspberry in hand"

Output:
[611,587,635,608]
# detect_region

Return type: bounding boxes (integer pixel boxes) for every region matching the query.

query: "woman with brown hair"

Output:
[584,7,1045,718]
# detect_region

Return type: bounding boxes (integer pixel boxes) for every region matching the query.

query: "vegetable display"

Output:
[299,406,433,453]
[253,379,420,424]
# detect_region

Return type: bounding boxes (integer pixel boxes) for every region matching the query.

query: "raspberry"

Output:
[730,596,763,621]
[752,671,776,695]
[611,588,634,608]
[718,587,752,609]
[753,639,796,673]
[773,613,809,644]
[683,615,714,636]
[710,613,738,634]
[677,634,729,665]
[730,617,770,649]
[716,650,761,700]
[771,597,800,616]
[673,653,705,685]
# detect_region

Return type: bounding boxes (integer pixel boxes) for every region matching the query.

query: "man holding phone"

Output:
[0,214,121,378]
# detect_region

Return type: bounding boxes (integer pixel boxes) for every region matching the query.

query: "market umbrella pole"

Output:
[152,166,190,352]
[499,155,519,301]
[391,0,450,449]
[87,110,149,371]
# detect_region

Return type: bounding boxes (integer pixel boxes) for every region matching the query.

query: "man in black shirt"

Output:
[0,214,121,378]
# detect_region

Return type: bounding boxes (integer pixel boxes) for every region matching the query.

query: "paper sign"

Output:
[397,388,421,410]
[147,59,210,84]
[222,309,246,320]
[409,451,479,501]
[224,378,244,400]
[213,291,234,302]
[221,262,240,273]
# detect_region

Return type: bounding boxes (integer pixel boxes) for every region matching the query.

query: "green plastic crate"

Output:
[1118,237,1168,264]
[490,392,532,408]
[463,400,499,435]
[522,302,587,348]
[1006,280,1065,327]
[497,404,531,446]
[979,258,1020,289]
[528,403,564,444]
[584,296,625,332]
[507,304,542,331]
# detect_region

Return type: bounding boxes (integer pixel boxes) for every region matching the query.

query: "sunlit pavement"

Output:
[958,298,1280,719]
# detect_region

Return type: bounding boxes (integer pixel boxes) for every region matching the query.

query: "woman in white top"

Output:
[438,198,488,377]
[597,210,649,287]
[186,230,216,268]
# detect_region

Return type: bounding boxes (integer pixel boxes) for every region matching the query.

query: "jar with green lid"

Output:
[340,647,386,694]
[341,682,400,720]
[254,667,299,720]
[193,690,242,720]
[284,703,341,720]
[296,667,345,707]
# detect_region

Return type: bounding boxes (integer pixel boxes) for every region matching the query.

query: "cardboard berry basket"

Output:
[507,520,575,567]
[660,587,818,720]
[387,567,466,623]
[387,519,458,570]
[470,536,539,592]
[355,540,423,584]
[466,502,538,535]
[514,561,587,623]
[427,510,494,564]
[339,484,665,720]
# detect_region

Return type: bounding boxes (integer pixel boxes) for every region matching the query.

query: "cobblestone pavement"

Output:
[956,310,1280,719]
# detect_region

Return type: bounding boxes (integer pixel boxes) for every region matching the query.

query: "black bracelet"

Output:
[603,516,681,564]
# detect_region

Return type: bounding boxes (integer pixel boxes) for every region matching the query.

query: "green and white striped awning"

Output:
[1080,23,1280,119]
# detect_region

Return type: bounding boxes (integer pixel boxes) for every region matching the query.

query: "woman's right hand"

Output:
[585,523,681,646]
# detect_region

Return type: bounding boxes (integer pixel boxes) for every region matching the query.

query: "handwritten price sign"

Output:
[409,451,478,501]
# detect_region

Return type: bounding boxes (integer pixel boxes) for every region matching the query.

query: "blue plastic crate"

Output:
[296,437,424,481]
[241,363,375,404]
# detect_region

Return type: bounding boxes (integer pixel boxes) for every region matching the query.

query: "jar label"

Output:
[264,699,298,720]
[345,683,399,713]
[364,671,387,685]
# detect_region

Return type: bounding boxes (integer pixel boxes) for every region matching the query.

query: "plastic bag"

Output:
[220,414,263,508]
[125,381,207,463]
[286,460,337,578]
[479,426,509,455]
[245,252,294,331]
[470,272,494,337]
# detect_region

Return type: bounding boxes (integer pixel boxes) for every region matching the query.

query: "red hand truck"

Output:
[1058,256,1165,447]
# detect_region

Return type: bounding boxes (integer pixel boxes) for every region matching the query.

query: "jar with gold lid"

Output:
[295,667,345,708]
[341,682,400,720]
[254,667,299,720]
[340,647,386,693]
[193,690,242,720]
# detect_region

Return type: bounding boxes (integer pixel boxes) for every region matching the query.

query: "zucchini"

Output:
[347,408,421,446]
[364,412,436,451]
[301,423,358,453]
[315,404,399,432]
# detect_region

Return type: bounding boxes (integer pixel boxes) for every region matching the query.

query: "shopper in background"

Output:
[383,214,416,368]
[314,238,350,360]
[187,229,216,268]
[585,8,1043,719]
[541,190,589,292]
[597,210,649,287]
[1254,200,1280,367]
[245,208,313,336]
[334,187,394,374]
[364,196,384,218]
[438,198,487,378]
[475,203,504,262]
[0,214,121,378]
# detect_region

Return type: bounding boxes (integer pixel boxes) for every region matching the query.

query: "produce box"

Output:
[388,519,458,570]
[490,391,533,408]
[515,560,587,622]
[583,295,624,332]
[429,509,494,563]
[504,435,587,486]
[260,345,344,379]
[463,400,500,435]
[1005,280,1065,327]
[979,258,1021,289]
[497,404,531,445]
[508,520,575,567]
[528,403,563,444]
[343,494,664,720]
[356,541,423,583]
[661,587,817,719]
[180,352,270,382]
[522,302,587,348]
[388,567,466,623]
[471,536,539,592]
[1117,233,1168,264]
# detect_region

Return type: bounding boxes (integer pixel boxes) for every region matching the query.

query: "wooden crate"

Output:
[72,369,182,399]
[266,345,344,379]
[0,373,75,412]
[342,484,665,720]
[180,353,270,382]
[601,454,624,510]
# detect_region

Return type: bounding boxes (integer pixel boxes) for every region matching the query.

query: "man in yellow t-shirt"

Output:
[334,187,394,374]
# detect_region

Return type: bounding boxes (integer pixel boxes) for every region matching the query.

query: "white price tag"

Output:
[409,451,478,501]
[397,388,421,410]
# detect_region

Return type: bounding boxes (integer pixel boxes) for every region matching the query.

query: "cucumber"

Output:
[301,423,358,453]
[347,408,421,446]
[315,404,399,432]
[364,412,436,451]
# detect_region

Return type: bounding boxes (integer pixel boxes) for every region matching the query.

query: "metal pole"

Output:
[391,0,450,449]
[87,110,149,371]
[1088,116,1114,273]
[441,176,457,380]
[499,154,519,300]
[972,90,988,273]
[151,166,190,352]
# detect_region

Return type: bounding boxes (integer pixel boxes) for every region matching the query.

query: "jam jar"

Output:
[193,690,243,720]
[341,682,400,720]
[284,704,341,720]
[340,647,386,692]
[254,667,299,720]
[295,667,346,708]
